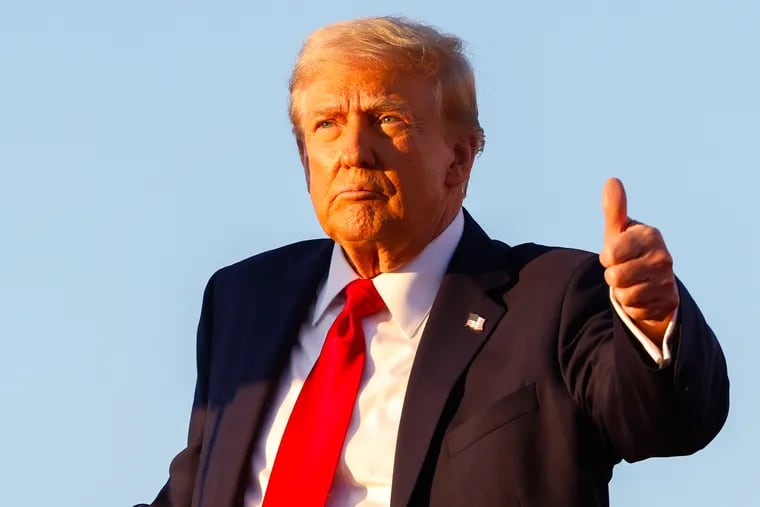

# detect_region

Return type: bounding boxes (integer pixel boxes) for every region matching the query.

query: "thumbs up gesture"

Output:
[599,178,679,344]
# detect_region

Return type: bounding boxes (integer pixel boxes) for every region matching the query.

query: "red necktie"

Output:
[262,278,385,506]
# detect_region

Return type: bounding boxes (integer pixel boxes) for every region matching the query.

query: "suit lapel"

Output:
[200,240,333,507]
[391,211,516,507]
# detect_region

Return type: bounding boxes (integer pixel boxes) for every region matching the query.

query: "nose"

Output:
[339,117,376,169]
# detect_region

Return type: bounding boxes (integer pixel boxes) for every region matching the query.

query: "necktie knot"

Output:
[344,278,385,319]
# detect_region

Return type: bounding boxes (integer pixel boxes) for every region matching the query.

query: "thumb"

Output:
[602,177,628,244]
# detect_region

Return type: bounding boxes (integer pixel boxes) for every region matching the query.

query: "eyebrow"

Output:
[307,96,413,118]
[365,97,413,114]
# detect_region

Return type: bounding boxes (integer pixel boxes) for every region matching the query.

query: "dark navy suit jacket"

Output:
[139,211,729,507]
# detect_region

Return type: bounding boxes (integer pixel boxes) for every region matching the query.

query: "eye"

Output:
[316,119,335,130]
[379,115,401,124]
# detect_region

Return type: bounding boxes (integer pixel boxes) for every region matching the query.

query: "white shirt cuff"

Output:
[608,288,676,368]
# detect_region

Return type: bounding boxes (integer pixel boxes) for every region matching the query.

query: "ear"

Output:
[297,137,311,192]
[444,133,478,189]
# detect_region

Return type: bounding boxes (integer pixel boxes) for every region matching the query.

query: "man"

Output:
[139,16,729,507]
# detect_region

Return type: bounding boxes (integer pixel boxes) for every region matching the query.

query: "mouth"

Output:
[336,186,386,201]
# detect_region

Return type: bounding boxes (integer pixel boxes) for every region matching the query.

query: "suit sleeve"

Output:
[558,256,729,463]
[139,275,215,507]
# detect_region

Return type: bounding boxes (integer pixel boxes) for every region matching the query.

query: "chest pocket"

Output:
[445,382,539,456]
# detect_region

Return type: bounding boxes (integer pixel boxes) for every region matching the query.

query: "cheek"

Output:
[390,132,414,155]
[303,153,338,214]
[395,151,447,193]
[307,170,329,207]
[303,146,335,187]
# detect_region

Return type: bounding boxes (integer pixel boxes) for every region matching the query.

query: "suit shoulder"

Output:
[496,241,604,290]
[506,242,598,270]
[211,238,332,283]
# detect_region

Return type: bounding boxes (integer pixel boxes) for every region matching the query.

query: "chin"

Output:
[328,225,384,245]
[324,207,391,245]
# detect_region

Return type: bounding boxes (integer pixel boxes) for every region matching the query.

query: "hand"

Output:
[599,178,679,344]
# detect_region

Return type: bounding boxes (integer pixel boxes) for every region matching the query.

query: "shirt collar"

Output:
[312,208,465,338]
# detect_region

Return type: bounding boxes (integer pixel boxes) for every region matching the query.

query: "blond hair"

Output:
[289,16,485,154]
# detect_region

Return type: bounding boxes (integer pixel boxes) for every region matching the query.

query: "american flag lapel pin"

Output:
[465,312,486,332]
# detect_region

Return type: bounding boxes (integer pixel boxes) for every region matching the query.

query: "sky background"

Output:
[1,1,758,505]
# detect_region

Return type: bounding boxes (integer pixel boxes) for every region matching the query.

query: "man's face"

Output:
[295,62,471,254]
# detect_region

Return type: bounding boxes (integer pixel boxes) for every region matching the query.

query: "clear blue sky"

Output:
[1,1,757,505]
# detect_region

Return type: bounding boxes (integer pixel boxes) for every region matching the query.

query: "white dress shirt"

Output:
[244,209,674,506]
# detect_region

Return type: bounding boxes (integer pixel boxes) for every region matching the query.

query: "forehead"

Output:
[296,63,438,117]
